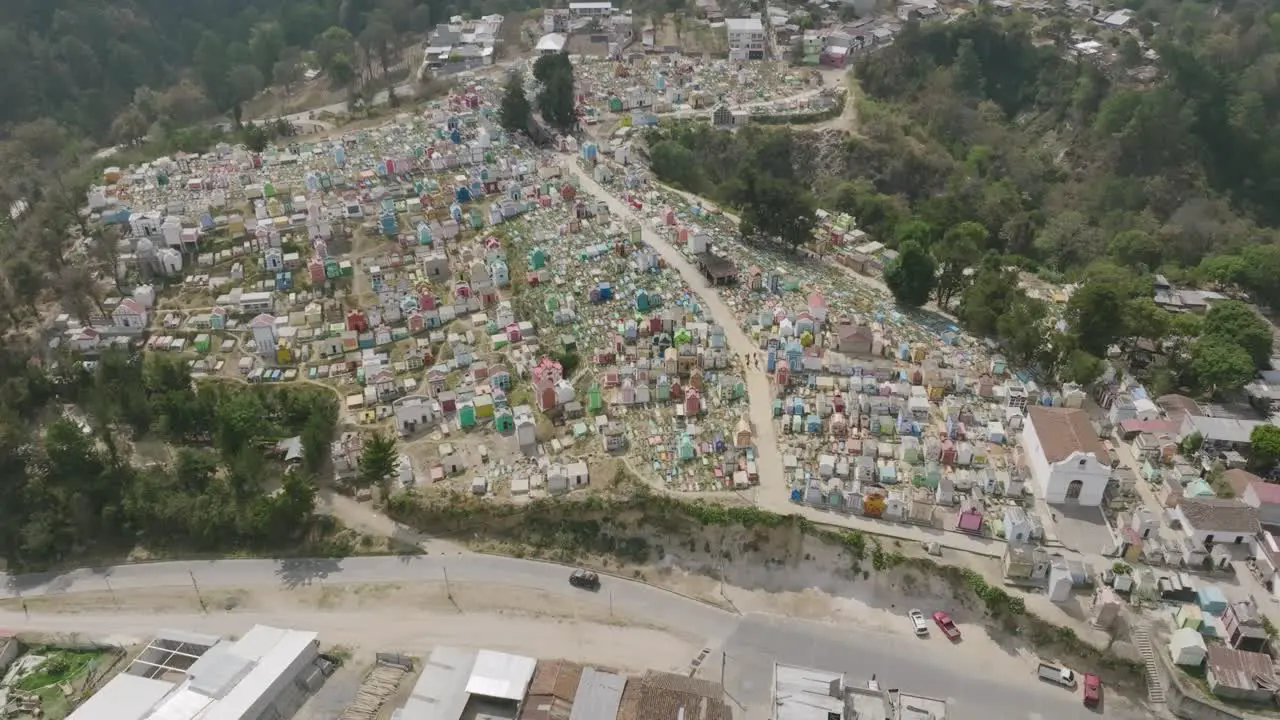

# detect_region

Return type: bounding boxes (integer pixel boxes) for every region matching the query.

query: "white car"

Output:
[908,609,928,636]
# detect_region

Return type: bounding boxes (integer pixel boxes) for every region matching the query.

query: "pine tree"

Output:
[499,74,531,134]
[356,432,397,494]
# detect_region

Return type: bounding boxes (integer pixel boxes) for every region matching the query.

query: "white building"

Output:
[394,395,436,436]
[536,33,568,55]
[1021,406,1111,506]
[393,647,536,719]
[725,17,766,60]
[569,1,613,17]
[69,625,323,720]
[1174,498,1261,547]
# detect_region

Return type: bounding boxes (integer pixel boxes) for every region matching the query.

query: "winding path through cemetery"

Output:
[564,156,788,500]
[565,155,1016,557]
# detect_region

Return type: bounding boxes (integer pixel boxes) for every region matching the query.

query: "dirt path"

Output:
[795,69,860,134]
[564,156,787,504]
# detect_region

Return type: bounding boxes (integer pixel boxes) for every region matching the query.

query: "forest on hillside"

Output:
[0,0,536,139]
[648,7,1280,399]
[0,347,343,569]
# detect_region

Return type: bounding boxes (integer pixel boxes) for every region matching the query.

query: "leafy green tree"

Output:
[1066,263,1145,356]
[997,295,1049,368]
[214,391,268,457]
[933,221,986,308]
[328,54,357,88]
[649,141,705,193]
[959,260,1021,336]
[1249,425,1280,473]
[357,432,398,494]
[736,173,817,251]
[885,241,936,307]
[498,73,532,135]
[894,219,935,249]
[272,49,306,98]
[1236,243,1280,310]
[193,32,231,108]
[315,26,357,75]
[302,414,333,474]
[1201,299,1272,368]
[533,53,576,132]
[1190,336,1256,397]
[1064,349,1105,386]
[1120,35,1143,67]
[952,39,985,97]
[1123,298,1171,344]
[1108,230,1162,269]
[249,22,286,78]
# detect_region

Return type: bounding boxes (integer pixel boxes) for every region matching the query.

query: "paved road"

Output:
[0,556,1141,719]
[725,614,1144,720]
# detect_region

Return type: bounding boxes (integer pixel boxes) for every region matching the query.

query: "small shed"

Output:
[1169,627,1207,667]
[1197,586,1228,615]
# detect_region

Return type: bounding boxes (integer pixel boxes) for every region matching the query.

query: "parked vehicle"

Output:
[1082,673,1101,707]
[569,568,600,590]
[908,609,928,636]
[932,611,961,640]
[1037,662,1077,689]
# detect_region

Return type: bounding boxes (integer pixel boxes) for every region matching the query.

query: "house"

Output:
[1240,477,1280,526]
[602,422,627,452]
[1206,646,1277,703]
[112,298,148,330]
[1175,498,1261,547]
[725,17,765,60]
[393,395,435,436]
[1222,600,1271,653]
[1021,406,1111,506]
[1179,414,1266,455]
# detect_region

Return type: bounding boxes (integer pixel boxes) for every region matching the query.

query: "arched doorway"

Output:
[1066,480,1084,501]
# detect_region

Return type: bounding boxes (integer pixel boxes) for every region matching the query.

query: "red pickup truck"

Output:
[1082,673,1102,707]
[932,611,961,640]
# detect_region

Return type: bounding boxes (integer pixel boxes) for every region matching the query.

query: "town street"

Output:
[0,556,1142,720]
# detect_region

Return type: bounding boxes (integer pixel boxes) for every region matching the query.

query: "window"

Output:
[1066,479,1084,500]
[1079,458,1087,467]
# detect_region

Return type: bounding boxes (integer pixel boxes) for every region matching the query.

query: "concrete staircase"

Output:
[1133,626,1167,704]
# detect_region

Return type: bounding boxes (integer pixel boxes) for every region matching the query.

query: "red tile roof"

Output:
[1027,406,1111,465]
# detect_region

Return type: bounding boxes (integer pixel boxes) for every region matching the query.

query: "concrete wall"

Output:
[1166,677,1246,720]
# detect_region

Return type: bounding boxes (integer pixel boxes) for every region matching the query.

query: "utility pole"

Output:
[608,590,613,617]
[443,566,453,601]
[105,576,119,610]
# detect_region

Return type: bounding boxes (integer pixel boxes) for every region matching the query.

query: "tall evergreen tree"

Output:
[499,73,531,134]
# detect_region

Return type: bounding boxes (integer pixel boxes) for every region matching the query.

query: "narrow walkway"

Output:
[565,156,787,507]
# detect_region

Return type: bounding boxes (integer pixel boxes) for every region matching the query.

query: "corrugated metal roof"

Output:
[400,646,477,720]
[567,668,625,720]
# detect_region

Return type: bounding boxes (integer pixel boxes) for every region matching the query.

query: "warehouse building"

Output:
[70,625,326,720]
[393,646,538,720]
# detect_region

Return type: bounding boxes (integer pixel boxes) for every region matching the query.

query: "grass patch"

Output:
[15,649,101,691]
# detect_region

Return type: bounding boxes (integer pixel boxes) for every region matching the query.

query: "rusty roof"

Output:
[1026,406,1110,465]
[1224,468,1265,497]
[1207,646,1275,690]
[521,660,584,720]
[1180,498,1261,534]
[616,671,730,720]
